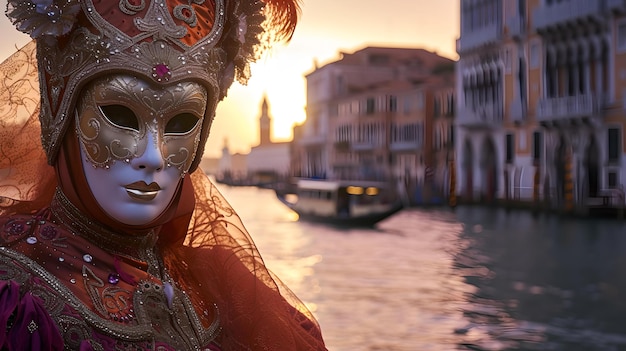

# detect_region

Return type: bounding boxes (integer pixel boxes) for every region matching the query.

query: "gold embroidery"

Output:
[0,247,220,349]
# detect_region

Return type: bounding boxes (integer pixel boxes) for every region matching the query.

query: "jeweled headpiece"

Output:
[6,0,299,172]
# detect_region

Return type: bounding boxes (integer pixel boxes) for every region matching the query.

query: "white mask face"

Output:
[76,75,207,226]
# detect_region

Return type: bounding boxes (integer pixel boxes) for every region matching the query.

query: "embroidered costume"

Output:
[0,1,326,350]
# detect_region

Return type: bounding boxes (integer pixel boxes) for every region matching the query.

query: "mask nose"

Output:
[132,131,164,171]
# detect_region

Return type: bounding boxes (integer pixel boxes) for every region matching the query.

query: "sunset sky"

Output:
[0,0,460,158]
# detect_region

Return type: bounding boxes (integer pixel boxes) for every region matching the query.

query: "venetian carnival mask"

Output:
[76,75,207,171]
[6,0,298,223]
[76,74,207,225]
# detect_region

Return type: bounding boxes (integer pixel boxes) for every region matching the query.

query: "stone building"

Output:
[291,46,456,204]
[457,0,626,211]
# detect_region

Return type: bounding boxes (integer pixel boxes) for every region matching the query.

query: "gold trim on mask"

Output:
[76,75,208,174]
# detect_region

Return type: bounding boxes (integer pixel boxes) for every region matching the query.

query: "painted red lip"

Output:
[124,181,161,201]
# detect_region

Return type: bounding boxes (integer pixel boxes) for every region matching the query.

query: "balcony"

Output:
[457,21,502,54]
[351,140,377,151]
[390,140,421,152]
[532,0,605,32]
[299,134,327,147]
[457,102,503,128]
[536,94,600,123]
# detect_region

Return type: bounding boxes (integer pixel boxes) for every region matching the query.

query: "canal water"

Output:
[214,182,626,351]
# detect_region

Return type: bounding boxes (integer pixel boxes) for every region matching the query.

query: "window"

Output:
[434,97,441,117]
[530,42,540,68]
[351,100,360,115]
[448,125,455,147]
[608,128,621,162]
[618,21,626,53]
[506,133,514,163]
[336,75,345,95]
[366,98,375,115]
[392,123,418,143]
[518,57,527,103]
[447,93,455,116]
[369,54,389,65]
[608,171,618,188]
[518,0,526,17]
[388,95,397,112]
[416,92,424,109]
[434,128,441,150]
[403,96,411,114]
[417,123,424,146]
[533,131,542,161]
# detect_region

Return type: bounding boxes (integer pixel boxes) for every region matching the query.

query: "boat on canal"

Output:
[274,179,404,226]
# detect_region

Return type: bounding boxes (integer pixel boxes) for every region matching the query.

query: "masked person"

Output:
[0,0,327,350]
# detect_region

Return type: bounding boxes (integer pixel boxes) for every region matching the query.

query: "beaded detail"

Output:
[0,193,221,349]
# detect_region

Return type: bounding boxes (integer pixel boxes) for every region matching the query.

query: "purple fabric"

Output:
[2,282,64,351]
[79,340,94,351]
[0,280,20,348]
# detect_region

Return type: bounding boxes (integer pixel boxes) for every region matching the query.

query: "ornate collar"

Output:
[49,188,159,259]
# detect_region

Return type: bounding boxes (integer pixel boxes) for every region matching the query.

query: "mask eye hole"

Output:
[100,105,139,132]
[165,113,201,135]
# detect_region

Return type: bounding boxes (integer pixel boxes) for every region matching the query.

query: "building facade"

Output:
[457,0,626,210]
[292,46,455,204]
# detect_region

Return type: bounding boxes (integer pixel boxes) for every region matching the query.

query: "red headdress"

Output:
[6,0,300,172]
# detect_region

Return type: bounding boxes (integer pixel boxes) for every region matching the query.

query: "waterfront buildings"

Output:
[457,0,626,211]
[291,46,455,204]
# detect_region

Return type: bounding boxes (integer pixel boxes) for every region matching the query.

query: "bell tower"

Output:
[259,95,271,146]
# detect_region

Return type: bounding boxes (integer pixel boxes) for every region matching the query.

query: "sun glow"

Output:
[206,38,342,157]
[207,60,310,158]
[248,54,309,140]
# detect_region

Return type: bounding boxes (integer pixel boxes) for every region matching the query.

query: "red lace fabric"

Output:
[0,41,56,214]
[163,173,326,349]
[0,42,326,350]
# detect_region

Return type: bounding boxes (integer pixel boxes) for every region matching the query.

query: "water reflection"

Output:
[213,184,626,350]
[214,184,323,312]
[452,207,626,350]
[287,207,472,350]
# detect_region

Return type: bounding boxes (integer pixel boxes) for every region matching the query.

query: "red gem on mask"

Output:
[152,64,171,82]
